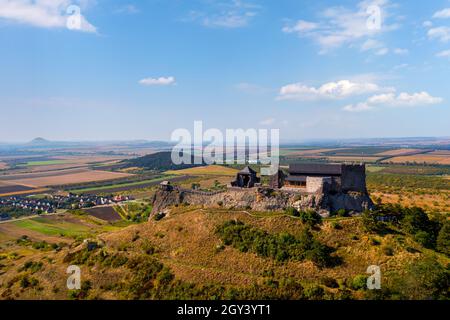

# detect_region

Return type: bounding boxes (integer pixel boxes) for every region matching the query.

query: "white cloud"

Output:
[393,63,408,70]
[343,91,443,112]
[375,47,389,55]
[423,20,433,28]
[436,49,450,58]
[360,39,383,51]
[235,82,268,94]
[343,103,374,112]
[433,8,450,19]
[278,80,389,101]
[188,0,260,29]
[428,26,450,42]
[393,48,408,55]
[372,92,443,106]
[259,118,276,126]
[139,77,176,86]
[0,0,96,32]
[282,0,399,53]
[114,4,139,15]
[282,20,318,33]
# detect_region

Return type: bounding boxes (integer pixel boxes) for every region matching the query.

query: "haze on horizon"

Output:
[1,0,449,142]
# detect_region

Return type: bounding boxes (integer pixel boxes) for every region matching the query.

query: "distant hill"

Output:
[121,151,206,171]
[29,137,51,145]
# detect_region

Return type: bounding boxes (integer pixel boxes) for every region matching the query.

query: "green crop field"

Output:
[23,160,72,166]
[69,175,177,193]
[12,217,91,238]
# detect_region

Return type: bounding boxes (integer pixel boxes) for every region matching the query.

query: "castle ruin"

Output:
[152,163,373,217]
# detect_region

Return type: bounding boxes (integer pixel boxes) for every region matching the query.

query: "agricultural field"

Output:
[0,170,132,188]
[0,162,8,170]
[384,154,450,165]
[166,165,238,176]
[366,166,450,213]
[84,207,122,222]
[321,156,382,163]
[375,148,424,156]
[22,160,74,167]
[69,175,192,195]
[280,146,449,165]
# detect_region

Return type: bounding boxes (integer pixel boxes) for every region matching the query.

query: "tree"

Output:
[437,221,450,256]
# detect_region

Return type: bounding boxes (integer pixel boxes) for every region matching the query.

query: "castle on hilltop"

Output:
[154,163,373,217]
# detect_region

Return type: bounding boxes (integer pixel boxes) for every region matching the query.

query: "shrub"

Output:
[215,221,336,267]
[321,277,339,288]
[335,209,348,217]
[303,285,324,300]
[331,221,342,230]
[362,210,386,233]
[142,240,157,255]
[298,210,322,226]
[20,275,39,289]
[351,275,368,290]
[414,231,435,249]
[390,257,450,300]
[285,207,299,217]
[19,261,43,273]
[153,212,166,221]
[382,245,394,256]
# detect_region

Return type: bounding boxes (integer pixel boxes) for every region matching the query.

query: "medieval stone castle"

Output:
[153,163,373,217]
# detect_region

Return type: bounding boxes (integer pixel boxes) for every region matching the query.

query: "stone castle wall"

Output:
[152,185,374,217]
[341,164,367,193]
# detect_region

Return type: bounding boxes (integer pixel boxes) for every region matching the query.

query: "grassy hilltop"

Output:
[0,204,448,300]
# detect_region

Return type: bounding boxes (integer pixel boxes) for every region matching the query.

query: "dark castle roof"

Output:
[289,163,343,176]
[239,166,257,175]
[285,176,307,182]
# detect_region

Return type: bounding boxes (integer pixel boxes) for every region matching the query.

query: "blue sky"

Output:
[1,0,450,142]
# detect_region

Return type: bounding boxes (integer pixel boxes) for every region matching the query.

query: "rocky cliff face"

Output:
[151,187,374,217]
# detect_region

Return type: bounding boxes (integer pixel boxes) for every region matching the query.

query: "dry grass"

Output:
[166,165,238,176]
[0,205,448,300]
[371,191,450,212]
[101,207,443,287]
[385,154,450,165]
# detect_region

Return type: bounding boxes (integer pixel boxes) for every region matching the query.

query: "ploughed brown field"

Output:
[0,170,132,188]
[85,207,122,222]
[0,184,34,194]
[285,148,350,156]
[0,168,89,181]
[375,148,423,156]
